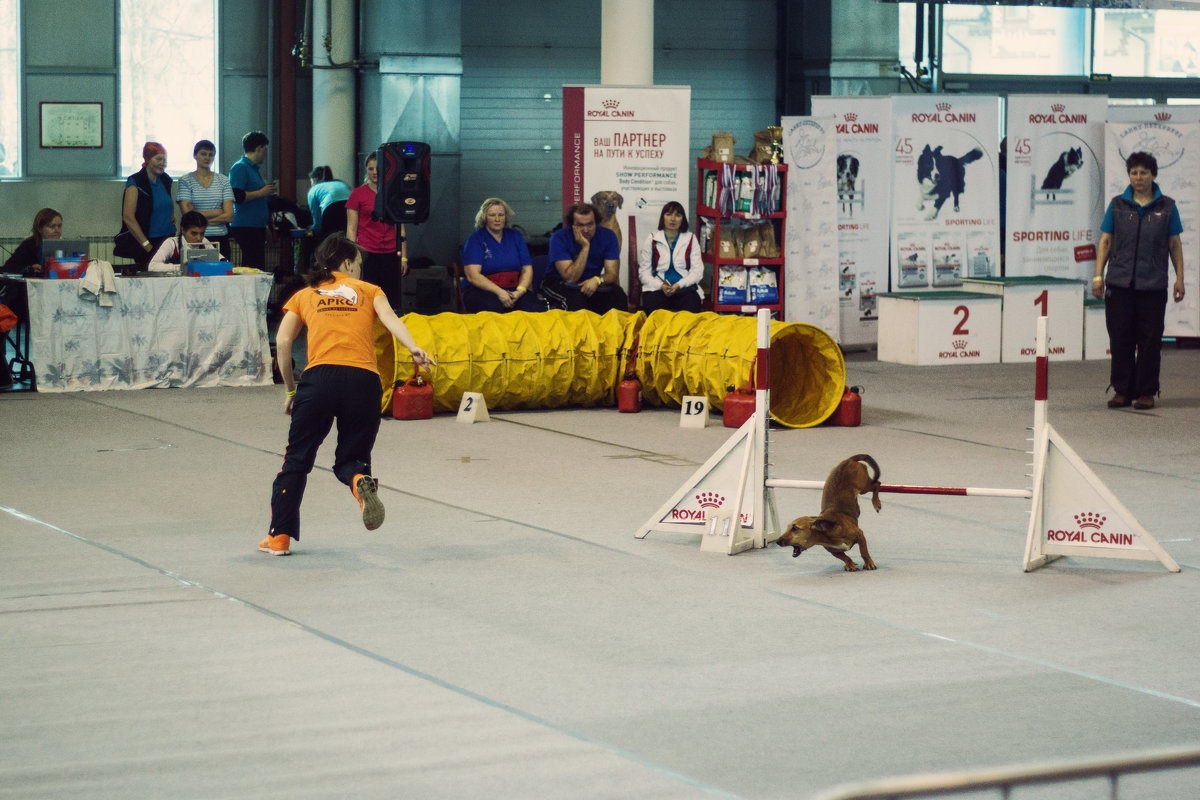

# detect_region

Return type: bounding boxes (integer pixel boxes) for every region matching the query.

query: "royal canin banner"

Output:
[561,86,691,289]
[811,96,892,347]
[1104,111,1200,337]
[780,116,839,333]
[1005,95,1107,282]
[890,96,1001,293]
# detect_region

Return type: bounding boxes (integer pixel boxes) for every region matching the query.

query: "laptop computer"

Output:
[43,239,90,260]
[182,245,221,263]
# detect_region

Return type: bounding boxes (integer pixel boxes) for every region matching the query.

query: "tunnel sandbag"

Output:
[636,310,845,428]
[389,309,646,414]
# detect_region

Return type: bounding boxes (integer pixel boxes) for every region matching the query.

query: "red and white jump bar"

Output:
[765,478,1032,499]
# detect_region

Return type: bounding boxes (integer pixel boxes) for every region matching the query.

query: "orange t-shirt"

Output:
[283,272,384,374]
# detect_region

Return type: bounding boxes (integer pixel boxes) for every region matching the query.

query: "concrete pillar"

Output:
[601,0,653,86]
[312,0,357,185]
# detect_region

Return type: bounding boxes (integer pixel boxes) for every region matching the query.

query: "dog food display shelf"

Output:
[695,158,787,316]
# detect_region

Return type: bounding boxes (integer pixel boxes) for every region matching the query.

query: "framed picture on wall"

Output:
[40,102,104,148]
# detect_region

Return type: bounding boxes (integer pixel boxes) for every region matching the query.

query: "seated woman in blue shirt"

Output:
[460,198,545,313]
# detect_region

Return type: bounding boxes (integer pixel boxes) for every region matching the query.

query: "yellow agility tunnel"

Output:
[386,309,846,428]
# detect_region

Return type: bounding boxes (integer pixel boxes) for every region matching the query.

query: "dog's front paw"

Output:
[924,209,939,221]
[862,558,877,570]
[842,562,859,572]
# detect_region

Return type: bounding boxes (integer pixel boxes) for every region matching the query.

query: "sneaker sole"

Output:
[356,477,385,531]
[259,546,291,555]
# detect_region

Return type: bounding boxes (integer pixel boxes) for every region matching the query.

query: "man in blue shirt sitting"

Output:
[544,202,628,312]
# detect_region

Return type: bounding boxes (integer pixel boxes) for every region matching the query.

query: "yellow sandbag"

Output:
[637,311,845,428]
[388,309,645,413]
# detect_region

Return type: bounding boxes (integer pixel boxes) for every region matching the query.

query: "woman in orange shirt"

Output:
[260,234,434,556]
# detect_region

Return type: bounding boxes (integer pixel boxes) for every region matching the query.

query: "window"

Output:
[900,4,1089,77]
[0,0,19,176]
[119,0,218,176]
[1095,9,1200,78]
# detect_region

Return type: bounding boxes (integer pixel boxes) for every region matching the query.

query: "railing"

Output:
[811,745,1200,800]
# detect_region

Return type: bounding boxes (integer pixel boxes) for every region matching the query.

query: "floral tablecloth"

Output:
[27,274,273,392]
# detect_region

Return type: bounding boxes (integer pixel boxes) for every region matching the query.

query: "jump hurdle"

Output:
[635,310,1179,572]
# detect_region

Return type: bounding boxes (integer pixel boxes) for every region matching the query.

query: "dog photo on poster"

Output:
[890,95,1001,293]
[812,96,893,348]
[1005,95,1107,282]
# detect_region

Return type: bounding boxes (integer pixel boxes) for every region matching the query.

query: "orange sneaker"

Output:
[352,474,385,531]
[258,533,291,556]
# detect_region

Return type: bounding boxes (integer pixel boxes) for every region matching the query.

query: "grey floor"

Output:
[3,344,1199,799]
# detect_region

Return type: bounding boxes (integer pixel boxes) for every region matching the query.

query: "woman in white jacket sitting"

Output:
[149,210,218,272]
[637,201,704,314]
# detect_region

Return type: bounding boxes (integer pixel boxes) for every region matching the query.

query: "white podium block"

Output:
[1084,299,1109,361]
[456,392,490,423]
[962,276,1086,362]
[877,291,1001,366]
[680,396,709,428]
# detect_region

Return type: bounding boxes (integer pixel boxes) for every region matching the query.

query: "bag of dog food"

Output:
[756,221,779,258]
[747,266,779,304]
[741,224,762,259]
[702,131,736,163]
[716,228,738,260]
[730,226,746,259]
[747,129,774,164]
[717,264,747,305]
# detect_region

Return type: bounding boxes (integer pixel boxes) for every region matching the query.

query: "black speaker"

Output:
[375,141,431,225]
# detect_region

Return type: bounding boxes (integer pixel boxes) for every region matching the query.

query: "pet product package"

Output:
[756,221,780,258]
[747,266,779,304]
[716,229,738,260]
[741,225,762,259]
[747,129,775,164]
[717,264,747,305]
[702,131,736,163]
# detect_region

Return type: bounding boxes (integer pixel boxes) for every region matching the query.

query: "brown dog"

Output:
[590,190,624,246]
[777,454,881,571]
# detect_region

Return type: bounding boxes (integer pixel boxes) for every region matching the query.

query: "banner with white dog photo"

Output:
[781,115,839,334]
[1105,115,1200,337]
[811,95,893,346]
[1005,95,1107,282]
[561,85,692,291]
[890,95,1001,292]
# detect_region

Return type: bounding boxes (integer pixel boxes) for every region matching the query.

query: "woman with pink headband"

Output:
[114,142,177,270]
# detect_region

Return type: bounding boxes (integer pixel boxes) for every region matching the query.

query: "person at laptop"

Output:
[3,207,63,277]
[148,211,218,272]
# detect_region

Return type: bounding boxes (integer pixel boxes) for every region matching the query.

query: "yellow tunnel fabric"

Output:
[385,309,844,427]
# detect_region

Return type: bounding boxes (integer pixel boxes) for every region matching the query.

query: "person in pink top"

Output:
[345,151,407,309]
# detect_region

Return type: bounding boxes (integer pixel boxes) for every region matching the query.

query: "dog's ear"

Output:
[811,518,837,534]
[614,193,624,207]
[590,192,602,205]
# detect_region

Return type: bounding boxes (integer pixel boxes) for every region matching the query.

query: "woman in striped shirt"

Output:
[176,139,235,260]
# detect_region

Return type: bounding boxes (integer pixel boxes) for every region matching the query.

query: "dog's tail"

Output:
[960,148,985,165]
[849,454,882,513]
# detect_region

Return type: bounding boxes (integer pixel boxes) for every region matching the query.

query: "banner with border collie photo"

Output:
[1005,95,1107,282]
[811,95,892,347]
[781,115,839,334]
[1105,113,1200,337]
[561,85,691,290]
[890,95,1001,292]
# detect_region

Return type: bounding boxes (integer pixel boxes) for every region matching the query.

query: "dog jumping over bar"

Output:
[777,454,881,571]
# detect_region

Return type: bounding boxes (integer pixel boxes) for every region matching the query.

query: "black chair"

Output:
[319,201,347,242]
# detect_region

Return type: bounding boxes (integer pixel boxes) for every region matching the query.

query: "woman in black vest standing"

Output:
[1093,151,1186,410]
[115,142,176,271]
